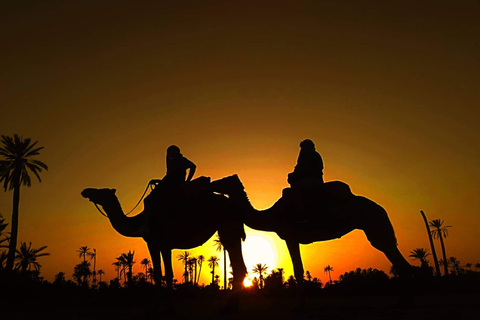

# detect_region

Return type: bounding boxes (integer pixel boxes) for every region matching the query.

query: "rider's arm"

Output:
[185,158,197,182]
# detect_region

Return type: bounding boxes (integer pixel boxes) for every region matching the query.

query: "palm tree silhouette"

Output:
[0,213,8,248]
[197,255,205,285]
[187,257,197,285]
[429,219,451,276]
[306,270,312,282]
[118,251,136,285]
[409,248,430,268]
[112,261,122,279]
[140,258,151,279]
[448,256,462,275]
[77,246,92,263]
[252,263,269,289]
[97,269,105,284]
[177,251,191,284]
[214,234,227,290]
[207,256,220,285]
[420,211,441,276]
[88,249,97,287]
[0,134,48,271]
[465,263,472,271]
[324,265,334,285]
[73,261,91,286]
[147,267,155,284]
[14,241,49,274]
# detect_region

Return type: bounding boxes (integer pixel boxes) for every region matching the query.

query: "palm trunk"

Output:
[211,266,215,284]
[184,261,188,283]
[223,249,227,290]
[328,271,332,284]
[6,182,20,271]
[194,261,197,285]
[439,233,449,276]
[420,211,441,276]
[198,263,202,285]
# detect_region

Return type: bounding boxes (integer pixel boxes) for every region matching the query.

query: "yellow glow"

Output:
[242,235,277,273]
[243,277,253,287]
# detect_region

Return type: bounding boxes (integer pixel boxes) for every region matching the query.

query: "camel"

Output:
[212,175,412,305]
[81,178,247,306]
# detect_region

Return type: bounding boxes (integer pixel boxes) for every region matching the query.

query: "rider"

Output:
[150,145,197,190]
[288,139,324,187]
[286,139,324,221]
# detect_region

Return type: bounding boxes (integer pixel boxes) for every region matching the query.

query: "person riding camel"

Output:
[150,145,196,189]
[288,139,324,187]
[286,139,324,221]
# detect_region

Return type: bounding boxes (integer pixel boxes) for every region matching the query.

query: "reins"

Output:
[93,183,153,218]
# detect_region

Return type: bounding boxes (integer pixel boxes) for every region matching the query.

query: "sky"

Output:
[1,1,479,286]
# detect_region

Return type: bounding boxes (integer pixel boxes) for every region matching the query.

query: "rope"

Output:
[94,183,153,218]
[125,183,152,216]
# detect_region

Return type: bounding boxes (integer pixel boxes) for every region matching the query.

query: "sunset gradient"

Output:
[1,1,479,286]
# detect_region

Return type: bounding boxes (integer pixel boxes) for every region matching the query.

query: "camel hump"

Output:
[323,181,353,198]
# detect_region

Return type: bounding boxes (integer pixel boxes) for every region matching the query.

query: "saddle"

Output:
[144,176,212,208]
[281,181,354,224]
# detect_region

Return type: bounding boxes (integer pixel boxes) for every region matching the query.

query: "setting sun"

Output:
[242,234,278,273]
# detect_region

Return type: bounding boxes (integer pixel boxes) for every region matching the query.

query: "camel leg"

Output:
[223,237,247,291]
[147,242,163,286]
[218,227,247,313]
[363,226,414,307]
[161,249,174,289]
[286,240,305,310]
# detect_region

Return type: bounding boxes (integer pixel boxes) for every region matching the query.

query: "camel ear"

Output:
[112,189,117,194]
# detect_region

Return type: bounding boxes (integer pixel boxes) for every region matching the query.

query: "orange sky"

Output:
[1,1,479,285]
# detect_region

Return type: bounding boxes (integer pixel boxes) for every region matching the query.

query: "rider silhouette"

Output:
[285,139,324,222]
[150,145,197,189]
[288,139,324,187]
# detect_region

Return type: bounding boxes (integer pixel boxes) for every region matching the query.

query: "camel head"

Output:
[81,188,117,207]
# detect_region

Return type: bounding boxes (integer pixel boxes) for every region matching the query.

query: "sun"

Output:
[241,234,278,281]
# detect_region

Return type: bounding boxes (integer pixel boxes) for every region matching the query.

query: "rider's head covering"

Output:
[167,145,182,159]
[300,139,315,150]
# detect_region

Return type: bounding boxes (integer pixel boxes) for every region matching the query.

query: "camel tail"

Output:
[357,196,398,249]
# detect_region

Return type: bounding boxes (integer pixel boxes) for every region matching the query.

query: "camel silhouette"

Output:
[81,181,247,309]
[212,175,412,306]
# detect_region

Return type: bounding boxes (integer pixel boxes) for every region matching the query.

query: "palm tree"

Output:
[97,269,105,283]
[214,234,227,289]
[177,251,190,284]
[77,246,92,263]
[73,261,91,286]
[429,219,451,276]
[0,213,9,249]
[409,248,430,268]
[53,272,66,285]
[324,265,334,284]
[207,256,220,285]
[112,261,122,279]
[88,248,97,287]
[187,257,197,285]
[448,256,462,275]
[14,242,49,274]
[305,270,312,282]
[252,263,269,289]
[140,258,151,278]
[0,134,48,271]
[117,250,136,285]
[197,255,205,285]
[420,211,441,276]
[147,267,155,284]
[474,263,480,271]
